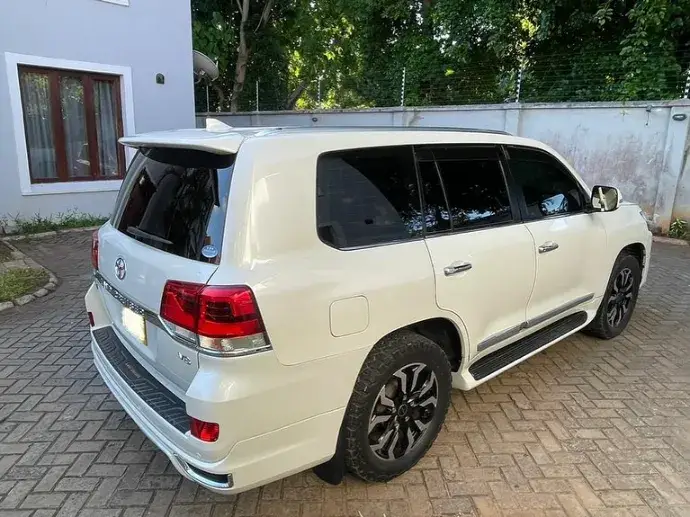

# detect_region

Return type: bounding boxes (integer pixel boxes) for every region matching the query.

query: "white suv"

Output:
[85,123,652,493]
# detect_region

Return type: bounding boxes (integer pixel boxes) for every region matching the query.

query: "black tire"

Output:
[343,330,452,482]
[584,252,642,339]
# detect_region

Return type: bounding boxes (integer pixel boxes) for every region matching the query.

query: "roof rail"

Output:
[279,126,512,136]
[412,126,512,136]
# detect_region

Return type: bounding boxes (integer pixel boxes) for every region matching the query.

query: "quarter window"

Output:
[417,146,513,232]
[316,146,423,249]
[507,147,584,218]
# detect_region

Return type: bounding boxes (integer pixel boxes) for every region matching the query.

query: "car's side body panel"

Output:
[523,213,608,322]
[213,135,441,366]
[424,224,536,357]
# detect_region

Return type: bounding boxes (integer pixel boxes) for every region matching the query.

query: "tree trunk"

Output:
[212,83,226,111]
[285,81,307,109]
[230,0,250,112]
[421,0,433,36]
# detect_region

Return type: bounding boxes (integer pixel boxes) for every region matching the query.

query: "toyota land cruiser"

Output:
[85,123,652,493]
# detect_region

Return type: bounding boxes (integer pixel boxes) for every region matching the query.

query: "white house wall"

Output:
[0,0,194,222]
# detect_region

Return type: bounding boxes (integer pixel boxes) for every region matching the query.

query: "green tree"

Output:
[192,0,690,111]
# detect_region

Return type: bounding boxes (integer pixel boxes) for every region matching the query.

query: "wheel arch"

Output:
[403,317,464,373]
[621,242,646,271]
[313,317,463,485]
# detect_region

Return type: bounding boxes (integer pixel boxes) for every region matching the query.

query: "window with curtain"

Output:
[18,65,125,183]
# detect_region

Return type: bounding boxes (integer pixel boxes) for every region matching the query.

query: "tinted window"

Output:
[419,146,512,231]
[114,147,234,263]
[316,146,422,248]
[508,147,584,218]
[417,159,451,234]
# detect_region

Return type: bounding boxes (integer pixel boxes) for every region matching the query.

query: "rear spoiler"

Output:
[119,119,242,154]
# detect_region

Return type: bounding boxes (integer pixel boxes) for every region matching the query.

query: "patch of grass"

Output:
[9,209,108,235]
[0,268,49,302]
[0,243,12,262]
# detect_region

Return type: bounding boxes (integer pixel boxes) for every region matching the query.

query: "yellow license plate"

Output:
[122,306,147,345]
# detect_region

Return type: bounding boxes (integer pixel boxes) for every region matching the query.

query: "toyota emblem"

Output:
[115,257,127,280]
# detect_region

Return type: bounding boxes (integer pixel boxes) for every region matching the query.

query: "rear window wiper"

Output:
[126,226,173,245]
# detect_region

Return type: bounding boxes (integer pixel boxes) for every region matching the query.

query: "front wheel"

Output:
[584,252,641,339]
[343,331,451,482]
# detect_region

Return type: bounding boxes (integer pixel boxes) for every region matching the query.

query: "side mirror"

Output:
[591,185,621,212]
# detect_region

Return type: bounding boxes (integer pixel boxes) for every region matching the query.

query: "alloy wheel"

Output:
[367,362,438,461]
[606,267,634,327]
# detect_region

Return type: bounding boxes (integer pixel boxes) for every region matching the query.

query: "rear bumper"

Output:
[92,339,344,493]
[85,282,363,493]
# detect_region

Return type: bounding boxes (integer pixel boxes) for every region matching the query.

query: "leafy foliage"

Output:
[5,210,108,235]
[192,0,690,111]
[669,218,689,240]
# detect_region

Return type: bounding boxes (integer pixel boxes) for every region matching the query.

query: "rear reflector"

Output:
[91,231,99,270]
[88,312,95,327]
[189,417,219,442]
[160,281,269,355]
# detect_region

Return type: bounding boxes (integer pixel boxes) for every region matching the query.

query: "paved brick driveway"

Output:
[1,232,689,517]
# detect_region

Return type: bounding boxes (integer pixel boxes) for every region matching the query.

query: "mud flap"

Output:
[312,420,346,485]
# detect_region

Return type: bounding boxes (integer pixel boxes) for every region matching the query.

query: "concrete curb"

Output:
[0,241,59,313]
[1,225,100,242]
[653,235,689,246]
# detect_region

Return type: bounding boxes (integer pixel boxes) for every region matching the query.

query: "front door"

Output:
[504,146,607,324]
[417,145,536,356]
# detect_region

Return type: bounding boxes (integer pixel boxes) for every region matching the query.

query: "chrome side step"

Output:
[477,293,594,353]
[469,311,588,381]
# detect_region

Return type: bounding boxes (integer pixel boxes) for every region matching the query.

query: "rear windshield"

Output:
[112,147,235,263]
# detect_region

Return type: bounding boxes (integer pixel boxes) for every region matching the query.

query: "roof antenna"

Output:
[205,118,233,132]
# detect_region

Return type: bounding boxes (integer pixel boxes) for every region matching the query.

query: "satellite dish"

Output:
[193,50,219,84]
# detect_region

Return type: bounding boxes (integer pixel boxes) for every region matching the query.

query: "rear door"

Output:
[418,145,536,356]
[97,147,235,392]
[504,146,607,324]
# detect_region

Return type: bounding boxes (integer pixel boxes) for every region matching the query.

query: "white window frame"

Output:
[5,52,136,196]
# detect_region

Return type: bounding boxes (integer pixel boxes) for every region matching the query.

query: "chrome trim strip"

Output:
[93,271,193,344]
[476,293,594,352]
[526,293,594,329]
[477,323,526,352]
[174,455,234,490]
[94,271,151,318]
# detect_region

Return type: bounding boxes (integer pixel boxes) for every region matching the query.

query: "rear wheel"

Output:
[343,331,451,482]
[584,252,641,339]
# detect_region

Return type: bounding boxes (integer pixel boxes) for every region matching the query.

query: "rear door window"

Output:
[316,146,423,249]
[416,145,513,233]
[112,147,235,263]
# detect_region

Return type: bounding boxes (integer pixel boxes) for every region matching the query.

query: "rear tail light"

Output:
[91,231,99,270]
[189,417,219,442]
[160,281,270,355]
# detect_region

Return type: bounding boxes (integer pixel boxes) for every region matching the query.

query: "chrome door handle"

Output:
[444,262,472,276]
[538,241,559,254]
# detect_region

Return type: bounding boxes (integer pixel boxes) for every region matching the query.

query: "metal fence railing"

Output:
[196,49,690,113]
